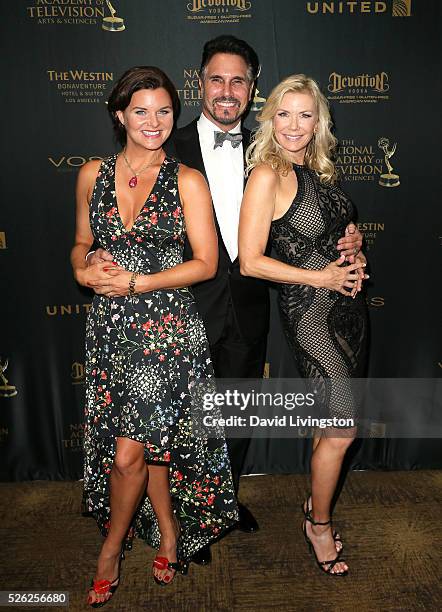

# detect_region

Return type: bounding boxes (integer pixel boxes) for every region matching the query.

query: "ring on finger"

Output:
[353,247,358,255]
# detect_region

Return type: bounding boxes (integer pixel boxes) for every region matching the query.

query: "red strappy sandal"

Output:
[87,546,124,607]
[152,555,188,586]
[87,576,120,608]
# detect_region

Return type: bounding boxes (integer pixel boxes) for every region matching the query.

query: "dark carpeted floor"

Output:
[1,471,441,611]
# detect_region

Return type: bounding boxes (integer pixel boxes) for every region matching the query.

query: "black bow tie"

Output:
[213,131,243,149]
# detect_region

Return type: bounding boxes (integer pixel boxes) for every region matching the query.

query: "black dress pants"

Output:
[209,302,267,493]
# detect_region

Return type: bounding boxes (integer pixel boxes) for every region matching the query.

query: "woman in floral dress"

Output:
[71,66,238,607]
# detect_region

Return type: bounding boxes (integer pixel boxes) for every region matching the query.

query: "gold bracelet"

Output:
[128,272,138,296]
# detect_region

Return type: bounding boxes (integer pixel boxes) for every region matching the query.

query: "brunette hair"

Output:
[107,66,180,145]
[200,35,260,83]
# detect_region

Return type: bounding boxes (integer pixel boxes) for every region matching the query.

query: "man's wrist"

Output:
[85,250,95,264]
[305,269,322,289]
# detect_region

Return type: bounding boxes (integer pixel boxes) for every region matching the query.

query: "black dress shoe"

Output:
[191,545,212,566]
[237,502,259,533]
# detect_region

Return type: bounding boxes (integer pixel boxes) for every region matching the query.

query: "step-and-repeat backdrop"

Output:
[1,0,441,480]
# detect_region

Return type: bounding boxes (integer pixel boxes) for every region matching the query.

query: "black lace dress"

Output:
[270,164,368,423]
[83,155,238,559]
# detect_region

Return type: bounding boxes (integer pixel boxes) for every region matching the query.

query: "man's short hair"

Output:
[200,35,260,83]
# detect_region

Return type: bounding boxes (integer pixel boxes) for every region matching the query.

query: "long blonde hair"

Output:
[246,74,337,184]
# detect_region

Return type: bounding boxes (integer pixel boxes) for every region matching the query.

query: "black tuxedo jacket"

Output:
[165,119,270,346]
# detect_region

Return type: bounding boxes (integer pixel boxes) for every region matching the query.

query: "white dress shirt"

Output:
[197,113,244,262]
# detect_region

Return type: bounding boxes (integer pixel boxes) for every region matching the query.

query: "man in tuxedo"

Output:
[165,37,268,563]
[88,35,363,564]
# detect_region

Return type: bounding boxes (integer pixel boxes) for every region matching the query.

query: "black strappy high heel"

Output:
[301,494,343,552]
[302,509,348,576]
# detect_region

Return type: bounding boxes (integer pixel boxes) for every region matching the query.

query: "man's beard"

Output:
[206,97,242,125]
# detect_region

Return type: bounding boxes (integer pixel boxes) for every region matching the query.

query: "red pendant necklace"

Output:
[122,149,160,188]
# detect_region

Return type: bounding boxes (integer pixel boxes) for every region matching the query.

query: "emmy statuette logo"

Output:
[251,88,266,112]
[102,0,125,32]
[0,358,18,398]
[378,137,400,187]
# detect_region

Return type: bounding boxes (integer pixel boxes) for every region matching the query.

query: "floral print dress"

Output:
[83,154,238,559]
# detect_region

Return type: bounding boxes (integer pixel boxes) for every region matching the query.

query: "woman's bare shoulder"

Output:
[77,158,102,184]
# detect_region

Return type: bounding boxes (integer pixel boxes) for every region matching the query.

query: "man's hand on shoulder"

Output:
[336,222,363,261]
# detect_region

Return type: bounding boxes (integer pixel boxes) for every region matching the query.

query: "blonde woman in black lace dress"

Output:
[239,74,369,576]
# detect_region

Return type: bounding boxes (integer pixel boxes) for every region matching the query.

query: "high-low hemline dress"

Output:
[83,154,238,558]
